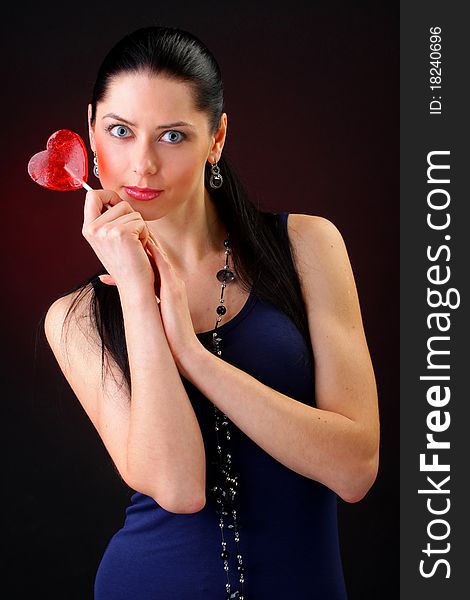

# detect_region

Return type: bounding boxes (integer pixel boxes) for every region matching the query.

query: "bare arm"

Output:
[176,214,380,503]
[120,283,206,513]
[45,284,206,514]
[46,190,206,514]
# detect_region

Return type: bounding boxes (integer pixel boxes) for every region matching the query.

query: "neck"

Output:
[145,189,227,274]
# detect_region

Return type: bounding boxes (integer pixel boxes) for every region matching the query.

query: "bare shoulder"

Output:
[44,283,101,368]
[287,214,352,283]
[285,213,349,274]
[287,213,333,229]
[285,213,363,326]
[44,285,89,345]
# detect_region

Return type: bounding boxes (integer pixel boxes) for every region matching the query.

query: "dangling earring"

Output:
[93,152,99,178]
[209,159,223,189]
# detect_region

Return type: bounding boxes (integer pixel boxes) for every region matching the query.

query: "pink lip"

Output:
[124,186,163,201]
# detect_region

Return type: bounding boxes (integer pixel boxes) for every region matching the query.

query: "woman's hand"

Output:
[146,233,202,366]
[99,227,201,369]
[82,189,157,293]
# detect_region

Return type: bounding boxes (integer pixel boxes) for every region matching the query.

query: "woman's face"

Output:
[88,72,226,218]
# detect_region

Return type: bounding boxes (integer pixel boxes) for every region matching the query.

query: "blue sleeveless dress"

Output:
[94,212,348,599]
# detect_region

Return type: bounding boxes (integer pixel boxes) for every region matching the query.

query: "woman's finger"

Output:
[144,243,162,298]
[83,189,124,231]
[147,237,173,276]
[147,234,173,267]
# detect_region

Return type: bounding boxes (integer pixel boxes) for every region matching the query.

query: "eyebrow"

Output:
[102,113,195,128]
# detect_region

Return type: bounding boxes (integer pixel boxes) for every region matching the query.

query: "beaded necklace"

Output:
[208,234,246,600]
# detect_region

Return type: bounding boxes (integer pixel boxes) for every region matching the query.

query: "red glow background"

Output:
[3,1,398,598]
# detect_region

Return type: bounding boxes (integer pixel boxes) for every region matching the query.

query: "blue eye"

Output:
[107,124,130,138]
[161,130,186,144]
[105,124,186,144]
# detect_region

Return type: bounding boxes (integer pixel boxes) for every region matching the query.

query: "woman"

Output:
[43,25,379,600]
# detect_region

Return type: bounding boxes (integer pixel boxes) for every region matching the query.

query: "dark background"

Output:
[3,1,398,598]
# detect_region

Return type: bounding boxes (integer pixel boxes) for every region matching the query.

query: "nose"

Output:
[132,143,158,177]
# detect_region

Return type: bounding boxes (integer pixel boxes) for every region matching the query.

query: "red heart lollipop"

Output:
[28,129,90,191]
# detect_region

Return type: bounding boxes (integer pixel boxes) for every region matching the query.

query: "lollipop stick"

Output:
[81,180,93,192]
[63,165,112,210]
[64,165,93,192]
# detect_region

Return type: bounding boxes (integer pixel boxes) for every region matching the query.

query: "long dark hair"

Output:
[39,25,313,393]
